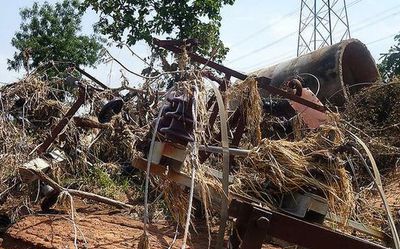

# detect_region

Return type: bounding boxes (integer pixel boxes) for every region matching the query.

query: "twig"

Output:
[0,182,18,200]
[168,222,180,249]
[123,44,154,69]
[349,132,400,249]
[60,191,79,249]
[108,85,165,95]
[29,169,134,209]
[105,49,183,80]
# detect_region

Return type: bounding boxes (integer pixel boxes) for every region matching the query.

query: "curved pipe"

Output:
[252,39,380,105]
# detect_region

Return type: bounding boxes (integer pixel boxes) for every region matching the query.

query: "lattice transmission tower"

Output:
[297,0,351,56]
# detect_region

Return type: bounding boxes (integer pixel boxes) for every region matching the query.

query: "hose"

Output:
[181,86,199,248]
[298,72,321,96]
[143,87,174,234]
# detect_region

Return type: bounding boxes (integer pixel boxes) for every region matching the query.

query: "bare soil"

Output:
[1,212,282,249]
[4,214,201,249]
[1,169,398,249]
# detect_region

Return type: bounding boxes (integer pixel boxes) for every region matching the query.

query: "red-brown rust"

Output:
[253,39,379,105]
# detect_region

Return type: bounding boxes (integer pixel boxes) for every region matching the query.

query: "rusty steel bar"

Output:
[74,66,110,90]
[229,199,388,249]
[198,145,250,157]
[153,38,326,113]
[202,70,226,85]
[254,39,379,105]
[231,115,246,146]
[37,87,86,154]
[153,38,249,81]
[256,77,326,112]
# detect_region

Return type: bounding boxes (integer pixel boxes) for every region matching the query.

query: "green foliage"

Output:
[82,0,235,60]
[84,166,131,199]
[378,33,400,81]
[8,0,103,72]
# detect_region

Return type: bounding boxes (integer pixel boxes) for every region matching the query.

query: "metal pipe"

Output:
[198,145,250,157]
[253,39,379,105]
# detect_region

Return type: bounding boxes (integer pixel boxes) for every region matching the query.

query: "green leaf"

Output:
[8,0,104,73]
[82,0,235,60]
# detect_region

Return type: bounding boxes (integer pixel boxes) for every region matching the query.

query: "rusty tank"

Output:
[253,39,380,105]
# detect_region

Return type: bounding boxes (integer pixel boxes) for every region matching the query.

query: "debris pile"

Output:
[0,48,399,249]
[344,81,400,170]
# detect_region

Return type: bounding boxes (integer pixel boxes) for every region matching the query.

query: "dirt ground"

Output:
[1,169,398,249]
[0,213,282,249]
[3,214,208,249]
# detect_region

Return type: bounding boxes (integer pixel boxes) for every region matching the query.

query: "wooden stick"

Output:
[30,169,134,210]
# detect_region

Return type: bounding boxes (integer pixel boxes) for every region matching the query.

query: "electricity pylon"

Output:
[297,0,351,56]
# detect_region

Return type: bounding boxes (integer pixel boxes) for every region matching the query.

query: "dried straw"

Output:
[228,76,262,146]
[233,124,354,220]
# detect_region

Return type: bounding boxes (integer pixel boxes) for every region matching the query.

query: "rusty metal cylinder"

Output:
[253,39,380,105]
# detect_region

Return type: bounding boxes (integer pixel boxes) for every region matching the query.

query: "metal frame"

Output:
[297,0,351,56]
[228,199,389,249]
[153,38,326,113]
[149,38,390,249]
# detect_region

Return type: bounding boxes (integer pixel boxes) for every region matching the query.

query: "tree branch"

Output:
[30,169,134,210]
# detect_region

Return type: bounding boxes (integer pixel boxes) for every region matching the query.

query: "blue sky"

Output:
[1,0,399,87]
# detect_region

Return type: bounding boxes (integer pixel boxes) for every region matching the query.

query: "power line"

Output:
[353,9,400,33]
[227,0,364,65]
[240,50,295,72]
[230,9,298,48]
[353,3,400,29]
[242,52,294,72]
[366,32,399,46]
[333,3,400,35]
[242,32,398,73]
[346,0,364,8]
[228,32,296,64]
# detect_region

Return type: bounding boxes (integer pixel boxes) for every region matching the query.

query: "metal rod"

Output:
[343,0,351,38]
[198,145,250,157]
[314,0,317,50]
[154,38,326,112]
[328,0,333,45]
[297,0,305,56]
[37,87,86,154]
[75,66,110,90]
[153,38,249,81]
[229,199,389,249]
